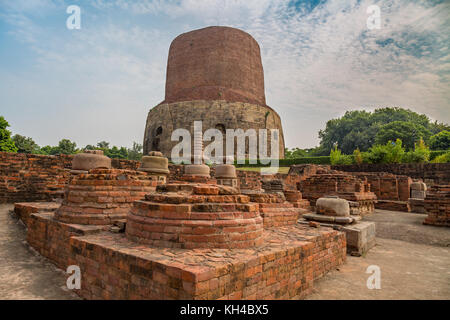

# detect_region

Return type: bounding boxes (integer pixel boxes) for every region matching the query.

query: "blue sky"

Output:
[0,0,449,149]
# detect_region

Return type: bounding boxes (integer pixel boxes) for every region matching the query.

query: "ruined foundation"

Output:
[55,169,158,225]
[16,177,347,300]
[423,185,450,227]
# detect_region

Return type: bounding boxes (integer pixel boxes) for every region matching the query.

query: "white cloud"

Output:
[0,0,449,149]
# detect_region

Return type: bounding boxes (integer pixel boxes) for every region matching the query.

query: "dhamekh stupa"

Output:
[143,26,285,159]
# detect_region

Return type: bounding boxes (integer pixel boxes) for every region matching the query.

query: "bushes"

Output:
[429,130,450,150]
[235,139,446,167]
[430,150,449,160]
[431,151,450,163]
[330,146,353,165]
[364,139,405,164]
[402,139,430,163]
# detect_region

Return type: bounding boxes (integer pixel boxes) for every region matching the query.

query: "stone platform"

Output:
[298,220,375,256]
[70,225,346,300]
[15,202,346,300]
[14,201,60,227]
[27,210,107,269]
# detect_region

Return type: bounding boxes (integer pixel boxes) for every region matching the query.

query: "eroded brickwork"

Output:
[299,173,376,213]
[0,152,139,203]
[423,185,450,227]
[55,169,158,225]
[126,183,264,249]
[333,163,450,185]
[69,225,346,300]
[164,26,265,106]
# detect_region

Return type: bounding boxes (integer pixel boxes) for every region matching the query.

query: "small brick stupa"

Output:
[55,169,158,225]
[126,183,263,248]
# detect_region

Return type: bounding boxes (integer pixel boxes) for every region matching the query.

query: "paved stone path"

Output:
[0,205,448,300]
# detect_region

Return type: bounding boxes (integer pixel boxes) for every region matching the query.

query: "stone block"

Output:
[341,221,376,256]
[316,197,350,217]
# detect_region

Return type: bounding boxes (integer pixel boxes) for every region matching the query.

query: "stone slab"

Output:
[341,221,376,256]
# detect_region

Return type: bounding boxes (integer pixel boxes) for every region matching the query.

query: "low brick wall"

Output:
[0,152,139,203]
[423,185,450,227]
[69,226,346,300]
[26,211,106,269]
[14,202,60,227]
[332,163,450,185]
[348,172,411,201]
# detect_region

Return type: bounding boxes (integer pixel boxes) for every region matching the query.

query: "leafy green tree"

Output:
[365,139,405,164]
[353,148,363,164]
[429,130,450,150]
[330,146,353,165]
[83,144,97,151]
[0,116,18,152]
[375,121,431,150]
[127,142,143,160]
[38,145,57,155]
[402,138,430,163]
[12,134,40,154]
[97,141,110,149]
[431,151,450,163]
[57,139,78,154]
[105,146,128,159]
[317,107,447,154]
[429,121,450,135]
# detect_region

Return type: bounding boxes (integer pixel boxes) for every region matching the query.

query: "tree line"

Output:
[285,107,450,161]
[0,116,142,160]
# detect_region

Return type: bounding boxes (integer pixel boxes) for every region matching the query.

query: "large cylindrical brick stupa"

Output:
[143,26,285,159]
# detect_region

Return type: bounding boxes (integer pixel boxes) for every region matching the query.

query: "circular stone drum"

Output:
[215,164,237,178]
[184,164,211,177]
[71,150,111,171]
[126,183,263,249]
[315,197,350,217]
[138,151,170,175]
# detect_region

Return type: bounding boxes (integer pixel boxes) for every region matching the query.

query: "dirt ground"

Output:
[0,204,79,299]
[307,210,450,300]
[0,204,448,300]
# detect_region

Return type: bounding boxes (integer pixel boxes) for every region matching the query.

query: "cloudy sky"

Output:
[0,0,449,149]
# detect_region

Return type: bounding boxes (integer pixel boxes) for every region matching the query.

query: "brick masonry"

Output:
[299,173,376,213]
[69,225,346,300]
[55,169,158,225]
[423,185,450,227]
[126,183,264,249]
[332,163,450,185]
[143,26,285,158]
[164,26,266,106]
[0,152,139,204]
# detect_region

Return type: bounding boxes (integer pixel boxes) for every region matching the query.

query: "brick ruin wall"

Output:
[423,185,450,227]
[332,163,450,185]
[69,227,346,300]
[0,152,139,203]
[4,152,447,213]
[344,172,411,201]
